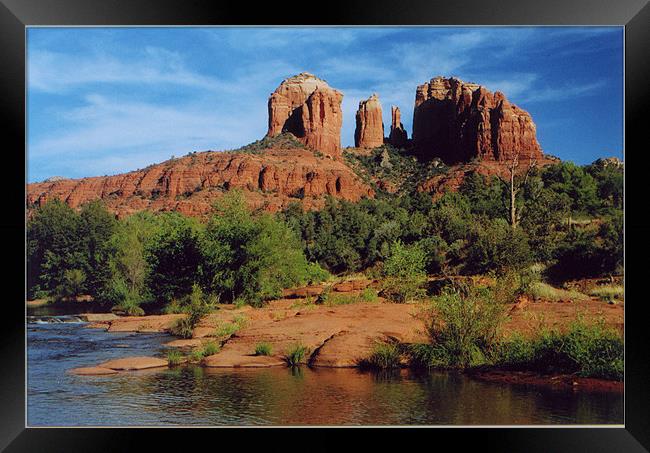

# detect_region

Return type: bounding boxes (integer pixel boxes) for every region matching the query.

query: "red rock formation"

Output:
[267,72,344,159]
[27,147,375,219]
[354,94,384,148]
[388,105,408,148]
[412,76,543,164]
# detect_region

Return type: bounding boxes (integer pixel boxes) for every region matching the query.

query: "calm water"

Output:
[27,317,623,426]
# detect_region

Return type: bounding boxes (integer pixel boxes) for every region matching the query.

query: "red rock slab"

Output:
[164,338,205,348]
[202,351,285,368]
[69,366,119,376]
[106,314,183,333]
[97,356,168,370]
[282,285,324,298]
[79,313,120,322]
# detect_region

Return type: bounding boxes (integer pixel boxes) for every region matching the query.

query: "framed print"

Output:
[2,0,648,450]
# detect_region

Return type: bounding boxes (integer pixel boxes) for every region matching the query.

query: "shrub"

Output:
[425,282,507,368]
[464,218,533,275]
[495,318,623,380]
[361,341,401,369]
[166,349,183,366]
[283,343,310,366]
[254,342,273,356]
[380,240,427,303]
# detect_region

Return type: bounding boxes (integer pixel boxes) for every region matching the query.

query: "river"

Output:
[27,316,623,426]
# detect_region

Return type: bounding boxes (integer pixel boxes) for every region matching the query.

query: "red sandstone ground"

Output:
[73,281,623,388]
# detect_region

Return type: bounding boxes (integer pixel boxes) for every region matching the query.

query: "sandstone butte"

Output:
[267,72,344,159]
[412,76,544,164]
[27,73,557,218]
[354,94,384,148]
[388,105,408,148]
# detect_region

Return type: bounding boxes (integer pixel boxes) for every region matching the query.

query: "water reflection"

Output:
[28,323,623,426]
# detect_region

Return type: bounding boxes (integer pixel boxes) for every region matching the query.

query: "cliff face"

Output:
[27,147,374,218]
[388,105,408,148]
[412,76,543,164]
[267,72,344,159]
[354,94,384,148]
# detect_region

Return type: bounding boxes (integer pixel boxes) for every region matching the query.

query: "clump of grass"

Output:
[494,317,623,380]
[361,341,401,369]
[214,314,248,339]
[169,285,211,338]
[170,317,195,339]
[254,342,273,356]
[166,349,183,366]
[360,287,378,303]
[202,341,220,356]
[283,343,310,366]
[290,296,317,310]
[325,293,359,306]
[425,282,507,368]
[588,285,624,301]
[527,282,589,302]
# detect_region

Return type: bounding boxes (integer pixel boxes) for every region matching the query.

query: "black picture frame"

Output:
[3,0,648,451]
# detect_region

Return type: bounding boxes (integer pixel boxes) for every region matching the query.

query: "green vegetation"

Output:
[344,145,447,192]
[283,343,310,366]
[361,341,402,369]
[422,281,508,368]
[254,342,273,356]
[495,317,623,380]
[380,240,427,303]
[588,285,624,301]
[230,132,307,154]
[28,191,329,312]
[527,282,590,302]
[166,349,183,366]
[28,159,621,312]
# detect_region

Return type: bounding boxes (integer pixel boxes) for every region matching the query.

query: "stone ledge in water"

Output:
[69,366,118,376]
[98,356,168,370]
[78,313,120,322]
[202,350,285,368]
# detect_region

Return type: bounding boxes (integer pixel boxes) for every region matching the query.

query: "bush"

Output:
[361,341,401,369]
[464,218,533,275]
[254,342,273,356]
[425,282,507,368]
[495,318,623,380]
[283,343,310,366]
[55,268,87,300]
[380,240,427,303]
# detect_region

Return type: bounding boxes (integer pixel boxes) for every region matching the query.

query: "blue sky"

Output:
[27,27,623,182]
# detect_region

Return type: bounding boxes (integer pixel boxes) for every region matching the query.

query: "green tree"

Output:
[464,218,533,275]
[145,212,203,302]
[381,240,427,303]
[27,199,84,298]
[77,201,117,297]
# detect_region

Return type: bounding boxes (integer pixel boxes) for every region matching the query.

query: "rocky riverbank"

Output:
[69,283,623,389]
